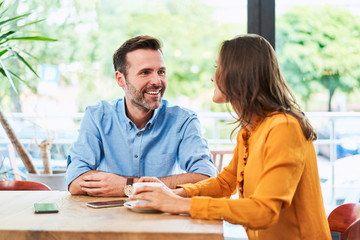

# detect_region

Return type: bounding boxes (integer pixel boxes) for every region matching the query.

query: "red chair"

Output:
[328,203,360,240]
[0,180,51,191]
[342,218,360,240]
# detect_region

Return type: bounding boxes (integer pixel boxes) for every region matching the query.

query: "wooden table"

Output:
[0,191,223,240]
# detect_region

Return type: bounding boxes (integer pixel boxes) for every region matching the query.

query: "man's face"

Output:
[121,49,167,112]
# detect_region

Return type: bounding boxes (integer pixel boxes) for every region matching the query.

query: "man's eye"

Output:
[158,70,166,75]
[141,71,149,75]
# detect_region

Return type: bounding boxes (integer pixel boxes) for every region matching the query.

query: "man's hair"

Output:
[216,34,317,141]
[113,35,162,77]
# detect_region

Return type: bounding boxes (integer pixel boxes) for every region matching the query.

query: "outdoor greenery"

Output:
[0,1,360,113]
[5,0,244,113]
[277,5,360,111]
[0,0,56,110]
[0,154,11,180]
[0,0,57,174]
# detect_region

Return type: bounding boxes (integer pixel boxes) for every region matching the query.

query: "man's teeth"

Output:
[146,89,160,95]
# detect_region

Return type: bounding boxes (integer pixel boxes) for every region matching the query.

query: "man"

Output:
[66,35,217,196]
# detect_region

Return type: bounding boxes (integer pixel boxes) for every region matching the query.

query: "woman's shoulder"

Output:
[266,111,297,122]
[261,112,300,131]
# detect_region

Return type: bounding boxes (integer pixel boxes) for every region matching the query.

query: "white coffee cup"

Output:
[132,182,163,204]
[133,182,163,192]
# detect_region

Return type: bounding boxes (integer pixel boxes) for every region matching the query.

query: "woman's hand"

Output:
[136,176,162,183]
[129,183,191,214]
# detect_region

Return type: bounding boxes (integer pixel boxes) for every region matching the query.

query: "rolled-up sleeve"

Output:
[177,114,218,177]
[65,108,103,187]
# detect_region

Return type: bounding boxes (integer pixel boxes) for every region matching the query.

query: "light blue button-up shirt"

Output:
[66,98,217,187]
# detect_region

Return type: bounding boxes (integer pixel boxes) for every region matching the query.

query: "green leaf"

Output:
[0,13,30,27]
[0,49,7,57]
[0,59,18,94]
[7,68,31,88]
[0,30,16,39]
[13,19,46,31]
[11,50,39,77]
[10,36,57,41]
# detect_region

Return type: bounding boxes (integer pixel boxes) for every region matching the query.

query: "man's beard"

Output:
[125,79,164,112]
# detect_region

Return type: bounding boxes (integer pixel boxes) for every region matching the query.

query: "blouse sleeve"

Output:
[188,120,307,229]
[178,138,240,198]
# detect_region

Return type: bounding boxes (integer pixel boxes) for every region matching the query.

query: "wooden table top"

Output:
[0,191,223,240]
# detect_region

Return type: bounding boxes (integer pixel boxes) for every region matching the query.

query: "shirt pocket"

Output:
[146,152,176,177]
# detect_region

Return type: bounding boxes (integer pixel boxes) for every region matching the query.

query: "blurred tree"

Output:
[14,0,245,112]
[277,5,360,111]
[0,0,56,111]
[95,0,244,109]
[0,0,56,174]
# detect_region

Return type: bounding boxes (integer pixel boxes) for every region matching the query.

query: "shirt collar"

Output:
[120,97,163,130]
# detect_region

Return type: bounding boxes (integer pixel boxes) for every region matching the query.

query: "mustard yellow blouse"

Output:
[180,113,331,240]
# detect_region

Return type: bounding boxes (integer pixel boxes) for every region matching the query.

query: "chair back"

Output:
[0,180,51,191]
[328,203,360,240]
[342,218,360,240]
[211,150,233,172]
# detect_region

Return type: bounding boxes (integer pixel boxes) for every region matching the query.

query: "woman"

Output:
[130,34,331,240]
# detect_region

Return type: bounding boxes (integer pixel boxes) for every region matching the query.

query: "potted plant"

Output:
[26,133,68,190]
[0,154,11,180]
[0,1,61,187]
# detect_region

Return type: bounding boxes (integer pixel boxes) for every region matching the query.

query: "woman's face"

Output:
[211,59,227,104]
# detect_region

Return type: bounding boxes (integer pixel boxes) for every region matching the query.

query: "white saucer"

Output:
[124,201,161,213]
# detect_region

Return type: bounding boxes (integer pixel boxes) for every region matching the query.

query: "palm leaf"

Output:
[0,67,30,93]
[10,36,57,41]
[10,49,39,77]
[0,38,9,45]
[0,49,7,57]
[0,13,30,27]
[0,30,16,39]
[15,19,45,29]
[0,59,18,94]
[7,68,31,88]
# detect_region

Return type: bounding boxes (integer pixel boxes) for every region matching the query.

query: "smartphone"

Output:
[86,200,126,208]
[33,203,59,214]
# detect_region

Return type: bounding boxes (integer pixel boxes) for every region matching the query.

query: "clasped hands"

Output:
[79,171,127,196]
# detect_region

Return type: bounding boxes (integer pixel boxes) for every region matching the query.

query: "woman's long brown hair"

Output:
[215,34,317,141]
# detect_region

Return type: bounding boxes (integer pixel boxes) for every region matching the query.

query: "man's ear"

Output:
[115,71,126,87]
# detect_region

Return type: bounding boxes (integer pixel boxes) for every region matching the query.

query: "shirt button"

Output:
[134,154,138,158]
[137,133,141,137]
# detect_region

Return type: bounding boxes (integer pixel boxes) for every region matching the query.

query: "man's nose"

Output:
[150,73,162,85]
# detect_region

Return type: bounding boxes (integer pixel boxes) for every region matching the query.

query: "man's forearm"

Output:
[68,170,98,195]
[159,172,209,189]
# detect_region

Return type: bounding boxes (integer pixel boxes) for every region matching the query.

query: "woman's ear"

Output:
[115,71,126,87]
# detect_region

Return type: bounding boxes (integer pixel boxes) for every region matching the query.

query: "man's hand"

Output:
[79,172,127,197]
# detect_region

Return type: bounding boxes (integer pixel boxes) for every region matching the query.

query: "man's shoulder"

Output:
[85,99,122,116]
[161,100,196,119]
